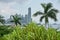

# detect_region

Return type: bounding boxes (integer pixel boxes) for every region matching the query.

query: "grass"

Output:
[0,22,60,40]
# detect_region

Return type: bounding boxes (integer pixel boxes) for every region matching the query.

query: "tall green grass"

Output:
[0,22,60,40]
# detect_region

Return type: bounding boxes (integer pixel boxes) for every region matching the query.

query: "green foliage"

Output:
[0,23,60,40]
[0,25,14,37]
[0,15,5,24]
[47,28,57,40]
[10,14,21,26]
[57,31,60,40]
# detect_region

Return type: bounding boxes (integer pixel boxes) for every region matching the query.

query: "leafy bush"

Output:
[0,25,14,37]
[0,23,60,40]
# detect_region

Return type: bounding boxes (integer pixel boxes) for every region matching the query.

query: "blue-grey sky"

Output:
[0,0,60,24]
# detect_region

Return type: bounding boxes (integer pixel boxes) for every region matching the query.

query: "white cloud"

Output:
[0,2,16,14]
[0,0,29,19]
[0,6,17,18]
[0,0,29,16]
[0,2,20,19]
[0,6,15,13]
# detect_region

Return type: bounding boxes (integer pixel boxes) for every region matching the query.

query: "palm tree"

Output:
[0,15,5,24]
[33,3,58,28]
[10,14,21,26]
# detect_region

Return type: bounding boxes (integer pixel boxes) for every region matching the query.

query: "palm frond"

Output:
[54,17,57,21]
[18,18,21,20]
[50,16,57,21]
[48,9,58,14]
[51,9,58,13]
[10,20,14,22]
[18,21,21,25]
[45,3,52,13]
[41,3,46,9]
[33,11,43,16]
[48,13,57,21]
[10,14,21,26]
[47,8,58,21]
[40,16,45,22]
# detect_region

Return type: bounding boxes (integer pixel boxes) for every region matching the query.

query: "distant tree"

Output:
[10,14,21,26]
[33,3,58,28]
[0,15,5,24]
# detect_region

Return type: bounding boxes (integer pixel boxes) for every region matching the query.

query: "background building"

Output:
[5,7,32,25]
[20,7,32,25]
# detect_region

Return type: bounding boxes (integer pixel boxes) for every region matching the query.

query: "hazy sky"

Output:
[0,0,60,24]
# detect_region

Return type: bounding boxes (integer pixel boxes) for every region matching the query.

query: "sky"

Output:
[0,0,60,24]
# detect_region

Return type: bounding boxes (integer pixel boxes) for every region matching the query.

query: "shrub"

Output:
[0,25,14,37]
[0,23,60,40]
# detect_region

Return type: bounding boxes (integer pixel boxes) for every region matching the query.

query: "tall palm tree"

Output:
[10,14,21,26]
[0,15,5,24]
[33,3,58,27]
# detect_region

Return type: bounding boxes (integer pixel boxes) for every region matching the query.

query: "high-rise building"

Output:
[20,7,32,25]
[28,7,31,18]
[6,7,32,25]
[27,7,31,23]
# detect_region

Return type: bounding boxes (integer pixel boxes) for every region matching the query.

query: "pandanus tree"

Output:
[0,15,5,24]
[33,3,58,28]
[10,14,21,26]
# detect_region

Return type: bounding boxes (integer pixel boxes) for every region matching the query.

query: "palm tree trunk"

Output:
[45,22,47,28]
[45,18,47,28]
[47,19,49,28]
[45,22,48,29]
[45,17,49,29]
[15,23,17,26]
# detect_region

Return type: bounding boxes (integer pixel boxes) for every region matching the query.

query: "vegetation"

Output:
[10,14,21,26]
[0,15,5,24]
[0,2,60,40]
[0,23,60,40]
[33,3,58,27]
[0,25,13,37]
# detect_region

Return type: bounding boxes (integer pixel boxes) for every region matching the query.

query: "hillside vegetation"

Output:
[0,23,60,40]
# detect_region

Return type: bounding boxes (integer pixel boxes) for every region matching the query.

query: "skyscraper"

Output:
[28,7,31,18]
[27,7,31,23]
[6,7,32,25]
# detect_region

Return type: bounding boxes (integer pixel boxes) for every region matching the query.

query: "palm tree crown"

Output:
[10,14,21,26]
[33,3,58,27]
